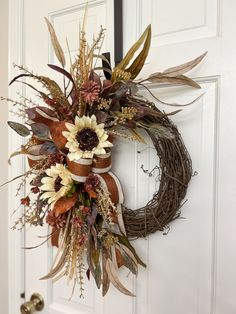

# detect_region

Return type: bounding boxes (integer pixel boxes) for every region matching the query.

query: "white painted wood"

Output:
[0,0,10,313]
[8,1,26,313]
[8,0,236,313]
[122,0,236,313]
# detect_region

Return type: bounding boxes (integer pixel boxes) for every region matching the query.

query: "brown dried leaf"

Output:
[38,76,70,106]
[128,128,147,144]
[126,25,151,79]
[40,245,68,280]
[53,193,77,216]
[102,248,110,296]
[8,149,26,165]
[49,121,68,150]
[114,25,151,78]
[117,245,138,275]
[44,17,66,67]
[146,73,201,88]
[163,51,207,77]
[105,258,135,297]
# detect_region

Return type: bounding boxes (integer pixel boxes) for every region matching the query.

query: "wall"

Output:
[0,0,9,313]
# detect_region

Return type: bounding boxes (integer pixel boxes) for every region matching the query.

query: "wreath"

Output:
[2,18,206,297]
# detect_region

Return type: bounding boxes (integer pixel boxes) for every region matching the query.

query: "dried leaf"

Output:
[31,123,49,139]
[144,123,175,139]
[115,25,151,75]
[105,258,135,297]
[38,76,70,106]
[47,64,75,85]
[8,121,30,137]
[40,245,69,280]
[118,246,138,275]
[39,141,57,155]
[87,236,95,277]
[8,149,26,165]
[115,248,125,268]
[44,17,66,67]
[101,52,112,80]
[93,53,111,67]
[49,121,68,150]
[146,73,201,89]
[25,106,58,122]
[126,25,152,79]
[102,248,110,296]
[118,234,146,268]
[53,193,77,216]
[94,264,102,289]
[87,205,97,227]
[89,69,102,88]
[128,128,147,144]
[163,51,207,77]
[94,67,112,75]
[9,73,32,86]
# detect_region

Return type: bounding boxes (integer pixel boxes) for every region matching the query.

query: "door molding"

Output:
[8,0,25,313]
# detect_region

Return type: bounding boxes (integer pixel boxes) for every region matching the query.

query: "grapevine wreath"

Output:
[2,18,206,297]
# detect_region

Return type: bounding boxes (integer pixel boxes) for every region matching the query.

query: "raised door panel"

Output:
[112,79,218,314]
[139,0,219,46]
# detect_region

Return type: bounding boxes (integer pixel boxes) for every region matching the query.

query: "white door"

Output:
[8,0,236,314]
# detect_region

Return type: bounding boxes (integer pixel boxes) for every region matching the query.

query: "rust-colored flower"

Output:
[84,174,100,191]
[31,186,40,194]
[21,196,30,206]
[46,210,66,229]
[72,215,83,228]
[80,80,100,103]
[79,205,91,215]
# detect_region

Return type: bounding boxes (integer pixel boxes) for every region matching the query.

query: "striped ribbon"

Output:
[67,149,124,205]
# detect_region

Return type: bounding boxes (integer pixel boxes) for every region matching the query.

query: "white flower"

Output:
[40,164,73,204]
[62,115,113,161]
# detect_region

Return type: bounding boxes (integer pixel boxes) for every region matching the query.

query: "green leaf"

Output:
[7,121,30,137]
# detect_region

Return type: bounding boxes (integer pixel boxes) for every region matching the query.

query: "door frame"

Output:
[8,0,26,313]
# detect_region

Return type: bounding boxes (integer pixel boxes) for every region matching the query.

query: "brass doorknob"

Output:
[20,293,44,314]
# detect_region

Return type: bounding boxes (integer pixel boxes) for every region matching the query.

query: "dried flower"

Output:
[21,196,30,206]
[79,205,91,215]
[31,186,40,194]
[46,152,65,167]
[77,235,87,247]
[63,115,113,161]
[81,80,100,103]
[46,210,66,229]
[40,164,73,204]
[72,216,83,228]
[84,174,100,191]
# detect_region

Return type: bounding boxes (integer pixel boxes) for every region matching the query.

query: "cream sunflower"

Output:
[40,163,73,204]
[62,115,113,161]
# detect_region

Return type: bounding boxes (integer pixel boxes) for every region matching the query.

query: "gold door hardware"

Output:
[20,293,44,314]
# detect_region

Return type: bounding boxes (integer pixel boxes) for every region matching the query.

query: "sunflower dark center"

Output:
[76,128,99,151]
[54,176,63,192]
